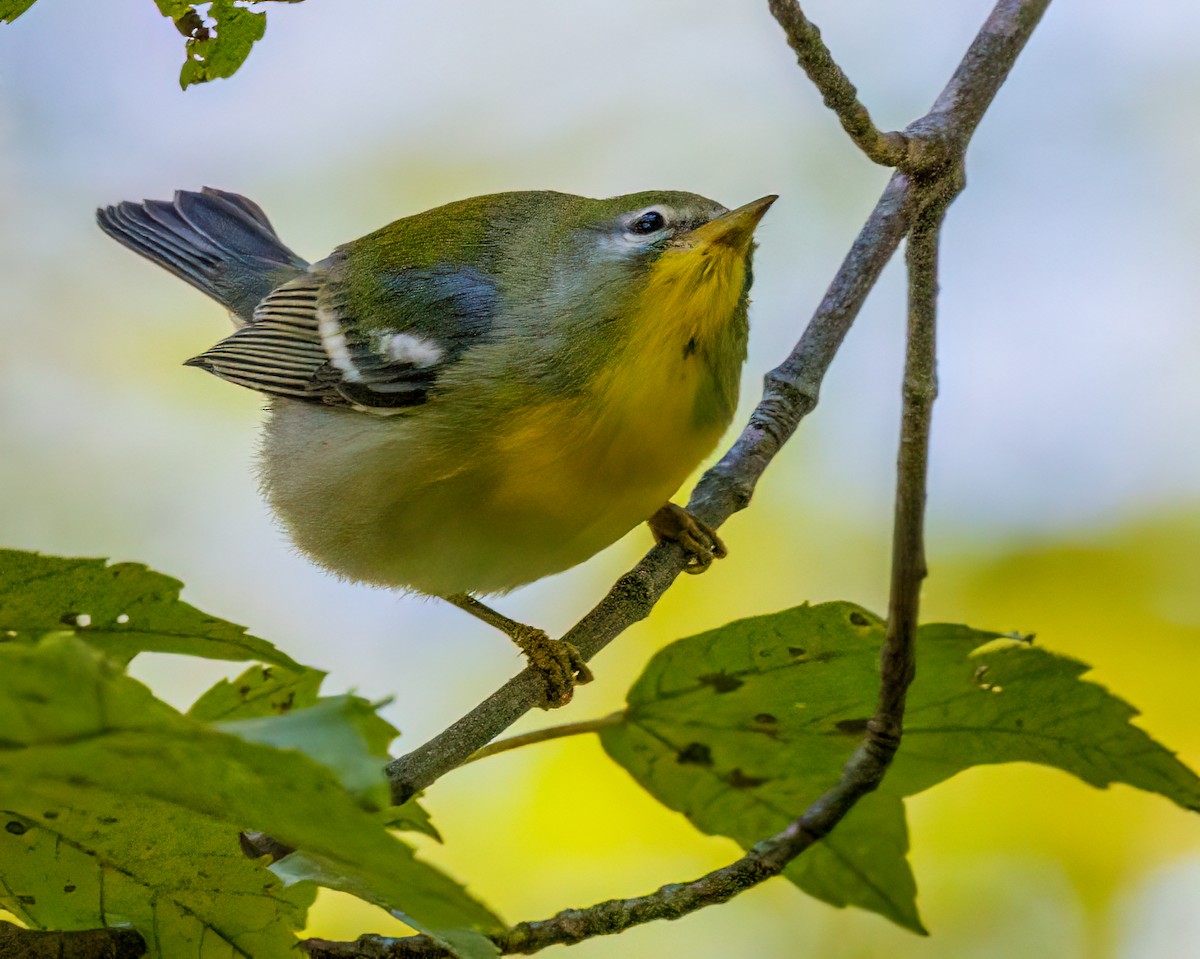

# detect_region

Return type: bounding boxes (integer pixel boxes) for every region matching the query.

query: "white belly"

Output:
[259,392,722,596]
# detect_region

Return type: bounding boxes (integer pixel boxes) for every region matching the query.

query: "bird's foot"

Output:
[441,594,594,708]
[649,503,728,574]
[512,626,594,709]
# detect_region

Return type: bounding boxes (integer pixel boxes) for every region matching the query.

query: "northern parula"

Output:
[97,188,775,705]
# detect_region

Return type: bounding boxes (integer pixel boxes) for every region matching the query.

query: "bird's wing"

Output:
[187,256,497,413]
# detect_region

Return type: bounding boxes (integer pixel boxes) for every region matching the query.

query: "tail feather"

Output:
[97,188,309,323]
[197,185,274,231]
[103,201,220,283]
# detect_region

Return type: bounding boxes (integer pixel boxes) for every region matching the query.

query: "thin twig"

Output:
[459,713,623,766]
[387,0,1052,807]
[872,173,956,744]
[766,0,909,167]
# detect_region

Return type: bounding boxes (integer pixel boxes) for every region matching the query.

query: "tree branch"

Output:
[0,920,146,959]
[304,83,962,959]
[459,713,623,766]
[766,0,909,167]
[386,0,1049,808]
[872,172,955,743]
[311,0,1048,954]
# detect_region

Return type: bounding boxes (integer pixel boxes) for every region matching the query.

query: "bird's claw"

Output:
[648,503,728,574]
[513,627,593,709]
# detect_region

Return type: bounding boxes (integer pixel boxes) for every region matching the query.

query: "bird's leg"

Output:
[648,502,728,574]
[442,594,593,709]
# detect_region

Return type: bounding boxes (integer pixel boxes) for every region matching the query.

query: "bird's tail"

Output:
[96,187,310,323]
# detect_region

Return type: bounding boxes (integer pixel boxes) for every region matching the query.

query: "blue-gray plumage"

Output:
[98,189,501,412]
[97,188,307,321]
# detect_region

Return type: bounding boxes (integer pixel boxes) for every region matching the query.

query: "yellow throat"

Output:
[492,195,776,544]
[610,194,778,424]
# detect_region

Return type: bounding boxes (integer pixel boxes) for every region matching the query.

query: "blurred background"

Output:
[1,1,1198,956]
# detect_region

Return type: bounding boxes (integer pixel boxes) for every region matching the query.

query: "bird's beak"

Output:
[681,195,778,253]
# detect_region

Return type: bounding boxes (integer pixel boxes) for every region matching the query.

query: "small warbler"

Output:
[97,188,775,706]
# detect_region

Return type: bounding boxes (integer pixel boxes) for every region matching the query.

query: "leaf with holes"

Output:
[177,0,266,89]
[0,549,301,669]
[600,601,1200,933]
[0,809,316,957]
[188,663,326,722]
[0,636,502,959]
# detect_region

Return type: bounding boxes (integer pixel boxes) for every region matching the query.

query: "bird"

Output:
[97,187,776,707]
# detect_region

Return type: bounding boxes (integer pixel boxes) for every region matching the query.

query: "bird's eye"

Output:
[629,211,667,235]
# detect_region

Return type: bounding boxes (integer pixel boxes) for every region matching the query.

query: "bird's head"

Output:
[582,191,776,261]
[508,191,772,371]
[508,190,777,348]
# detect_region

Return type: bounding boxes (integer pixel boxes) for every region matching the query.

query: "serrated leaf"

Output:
[218,695,398,810]
[194,666,443,841]
[187,663,326,722]
[273,852,498,959]
[178,0,266,89]
[383,795,443,843]
[887,623,1200,808]
[0,636,502,958]
[600,602,1200,932]
[0,549,300,669]
[0,0,37,23]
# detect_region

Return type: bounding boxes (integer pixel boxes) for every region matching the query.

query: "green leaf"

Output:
[218,695,398,810]
[0,809,315,957]
[886,623,1200,807]
[0,636,502,958]
[0,549,301,669]
[600,602,1200,933]
[178,0,266,89]
[273,852,498,959]
[9,1,289,83]
[187,662,326,722]
[383,795,443,843]
[194,665,443,841]
[154,0,193,17]
[0,0,37,23]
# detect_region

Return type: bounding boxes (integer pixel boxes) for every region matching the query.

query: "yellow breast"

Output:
[490,240,749,540]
